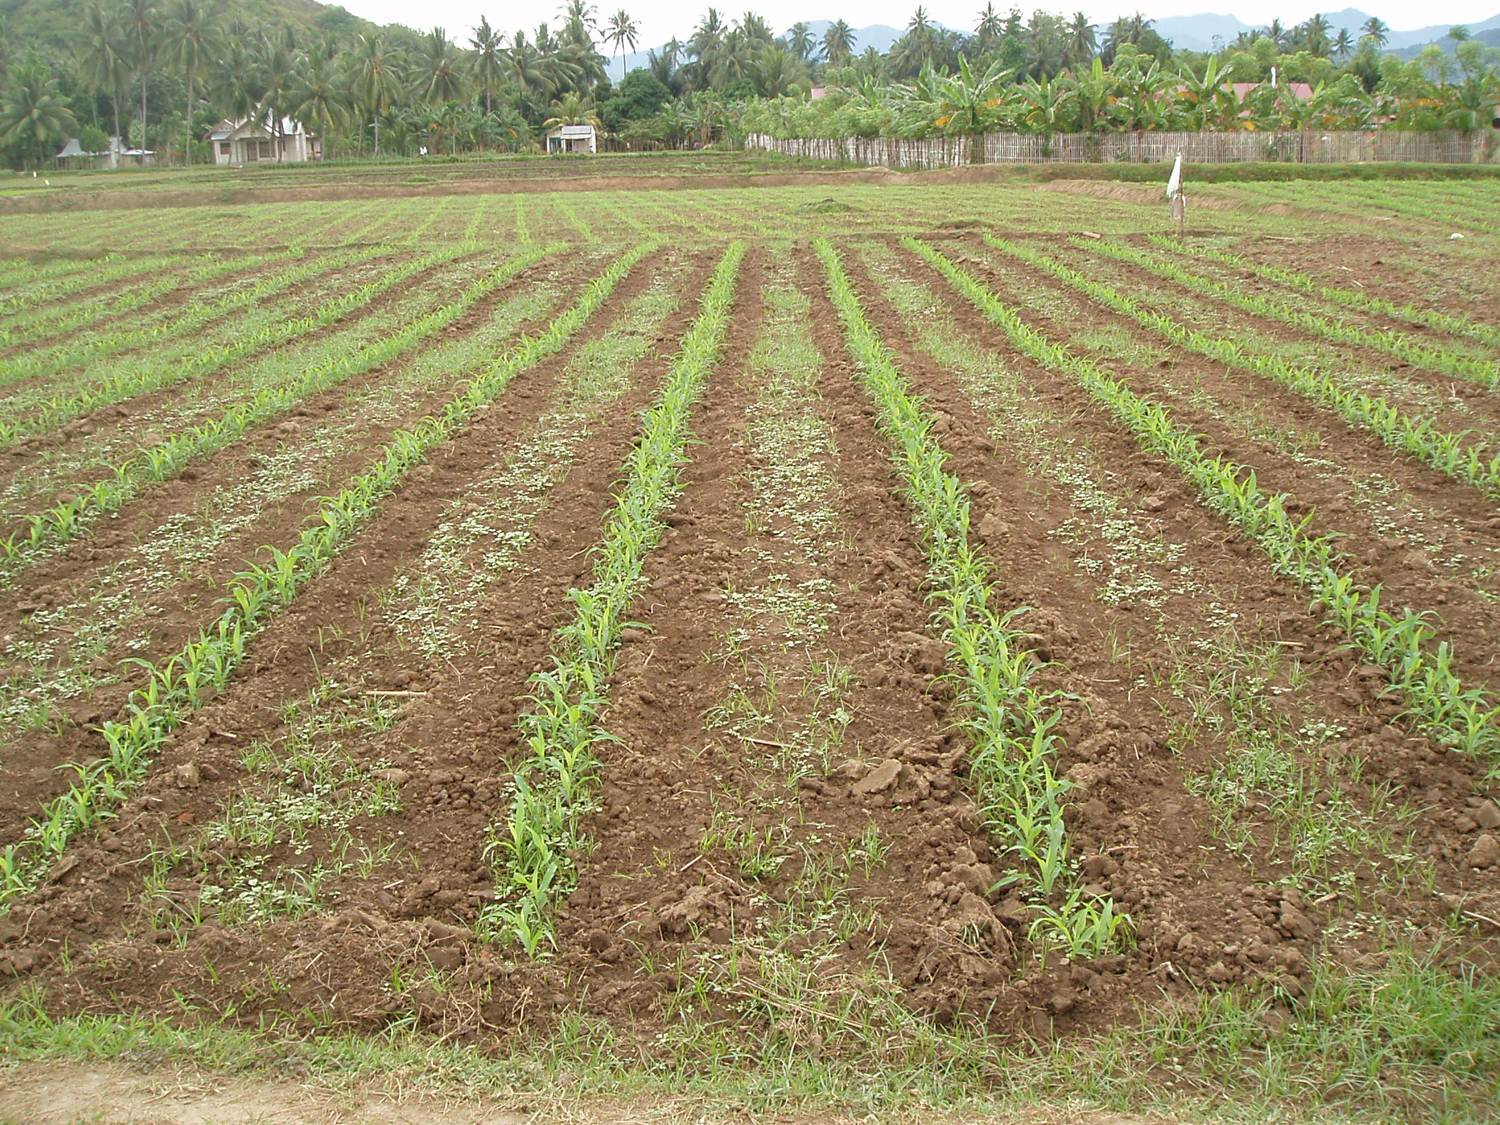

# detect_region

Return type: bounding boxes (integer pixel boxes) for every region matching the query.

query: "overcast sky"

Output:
[334,0,1495,50]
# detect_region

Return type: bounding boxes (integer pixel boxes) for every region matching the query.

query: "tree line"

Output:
[0,2,1496,169]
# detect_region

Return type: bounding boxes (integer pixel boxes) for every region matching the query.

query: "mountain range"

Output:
[611,10,1500,72]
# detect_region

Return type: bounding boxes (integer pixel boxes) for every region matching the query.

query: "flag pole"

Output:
[1167,152,1186,239]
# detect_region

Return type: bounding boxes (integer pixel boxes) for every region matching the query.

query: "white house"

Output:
[208,116,320,164]
[545,124,597,154]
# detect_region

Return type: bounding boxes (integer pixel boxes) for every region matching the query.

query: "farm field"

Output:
[0,167,1497,1122]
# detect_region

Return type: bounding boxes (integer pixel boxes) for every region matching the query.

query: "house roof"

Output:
[1230,81,1314,100]
[208,115,311,141]
[547,124,596,137]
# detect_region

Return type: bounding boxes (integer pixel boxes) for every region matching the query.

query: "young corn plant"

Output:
[0,243,485,449]
[479,241,746,956]
[0,244,381,391]
[1078,238,1499,391]
[816,238,1128,959]
[985,236,1500,500]
[0,243,657,912]
[911,239,1500,774]
[1147,237,1500,354]
[0,244,564,589]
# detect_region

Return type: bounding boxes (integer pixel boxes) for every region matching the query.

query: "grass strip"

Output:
[818,239,1128,956]
[480,241,745,956]
[914,238,1500,772]
[0,241,655,910]
[986,236,1500,500]
[1078,238,1499,391]
[0,244,563,585]
[0,244,478,449]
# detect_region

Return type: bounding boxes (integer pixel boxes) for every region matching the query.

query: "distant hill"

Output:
[1149,9,1500,52]
[1392,25,1500,57]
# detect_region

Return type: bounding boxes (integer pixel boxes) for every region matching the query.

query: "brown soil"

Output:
[0,247,560,527]
[0,220,1495,1088]
[950,237,1500,689]
[0,250,600,844]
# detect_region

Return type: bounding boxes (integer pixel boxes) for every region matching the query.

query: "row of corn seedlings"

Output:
[389,271,686,662]
[863,243,1429,899]
[972,248,1500,605]
[986,236,1500,501]
[0,244,390,389]
[0,241,654,909]
[0,245,480,449]
[817,239,1129,958]
[914,240,1500,771]
[1147,237,1500,353]
[479,241,744,956]
[1075,239,1499,391]
[0,278,567,745]
[0,244,563,584]
[131,271,636,937]
[0,253,220,337]
[1324,181,1500,235]
[0,255,128,300]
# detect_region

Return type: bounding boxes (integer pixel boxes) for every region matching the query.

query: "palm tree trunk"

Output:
[140,76,147,159]
[184,68,193,168]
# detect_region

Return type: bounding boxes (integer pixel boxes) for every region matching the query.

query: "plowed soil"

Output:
[0,175,1497,1121]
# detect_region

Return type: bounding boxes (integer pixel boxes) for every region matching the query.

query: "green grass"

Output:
[1,941,1494,1121]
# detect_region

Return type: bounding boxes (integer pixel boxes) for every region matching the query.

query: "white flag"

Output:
[1167,154,1183,200]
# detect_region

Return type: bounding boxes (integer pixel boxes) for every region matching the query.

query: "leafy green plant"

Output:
[0,241,657,911]
[817,238,1126,957]
[912,238,1500,772]
[985,236,1500,500]
[479,241,745,955]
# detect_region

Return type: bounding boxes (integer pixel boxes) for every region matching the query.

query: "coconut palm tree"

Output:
[785,22,814,61]
[1066,12,1096,67]
[503,31,552,119]
[561,0,598,38]
[289,49,346,156]
[0,57,78,167]
[421,27,466,103]
[822,19,856,68]
[974,3,1003,50]
[120,0,157,151]
[211,33,259,128]
[256,27,297,162]
[469,17,505,115]
[79,2,129,144]
[1332,28,1353,58]
[353,31,403,155]
[604,9,638,82]
[163,0,215,165]
[1303,13,1331,56]
[1360,17,1389,46]
[544,90,601,128]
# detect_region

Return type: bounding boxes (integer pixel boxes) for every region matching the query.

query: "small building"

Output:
[55,136,155,169]
[208,116,320,164]
[546,124,597,154]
